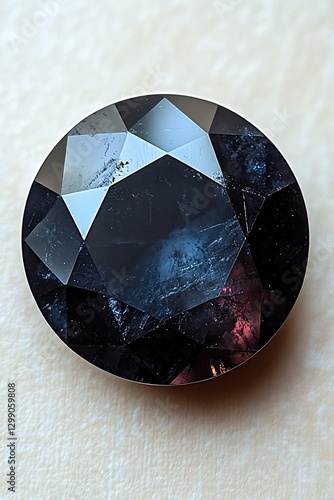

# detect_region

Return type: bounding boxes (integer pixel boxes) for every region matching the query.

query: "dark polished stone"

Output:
[22,94,309,385]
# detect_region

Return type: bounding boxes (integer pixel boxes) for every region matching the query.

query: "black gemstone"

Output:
[22,94,309,385]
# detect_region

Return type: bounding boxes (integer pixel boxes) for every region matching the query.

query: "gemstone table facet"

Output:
[22,95,309,385]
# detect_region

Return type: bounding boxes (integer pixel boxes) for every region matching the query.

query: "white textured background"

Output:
[0,1,333,498]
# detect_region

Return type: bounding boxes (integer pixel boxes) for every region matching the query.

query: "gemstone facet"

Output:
[22,95,309,385]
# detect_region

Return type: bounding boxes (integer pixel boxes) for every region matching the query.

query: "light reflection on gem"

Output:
[22,94,309,385]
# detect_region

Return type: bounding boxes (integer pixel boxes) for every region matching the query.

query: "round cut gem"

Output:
[22,95,309,385]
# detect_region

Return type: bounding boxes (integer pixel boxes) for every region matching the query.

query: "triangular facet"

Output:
[63,187,108,238]
[68,104,127,135]
[61,132,127,194]
[115,132,166,183]
[244,191,265,233]
[167,95,218,132]
[35,136,67,194]
[209,106,263,136]
[22,242,63,298]
[169,135,224,185]
[130,98,205,151]
[115,95,165,128]
[224,189,265,236]
[68,244,107,293]
[25,198,83,284]
[22,182,59,239]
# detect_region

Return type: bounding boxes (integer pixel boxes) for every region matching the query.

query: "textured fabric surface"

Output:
[0,1,333,498]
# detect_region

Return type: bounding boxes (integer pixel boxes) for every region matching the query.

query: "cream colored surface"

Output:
[0,1,333,498]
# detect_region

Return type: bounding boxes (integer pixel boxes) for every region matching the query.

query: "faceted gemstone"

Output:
[22,95,309,385]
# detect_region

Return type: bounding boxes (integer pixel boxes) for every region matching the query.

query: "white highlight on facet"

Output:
[61,131,166,195]
[130,98,206,152]
[169,134,225,185]
[63,186,109,239]
[116,132,166,182]
[62,132,127,194]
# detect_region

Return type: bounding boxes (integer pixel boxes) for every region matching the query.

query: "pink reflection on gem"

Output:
[207,243,263,351]
[170,243,264,384]
[208,290,262,351]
